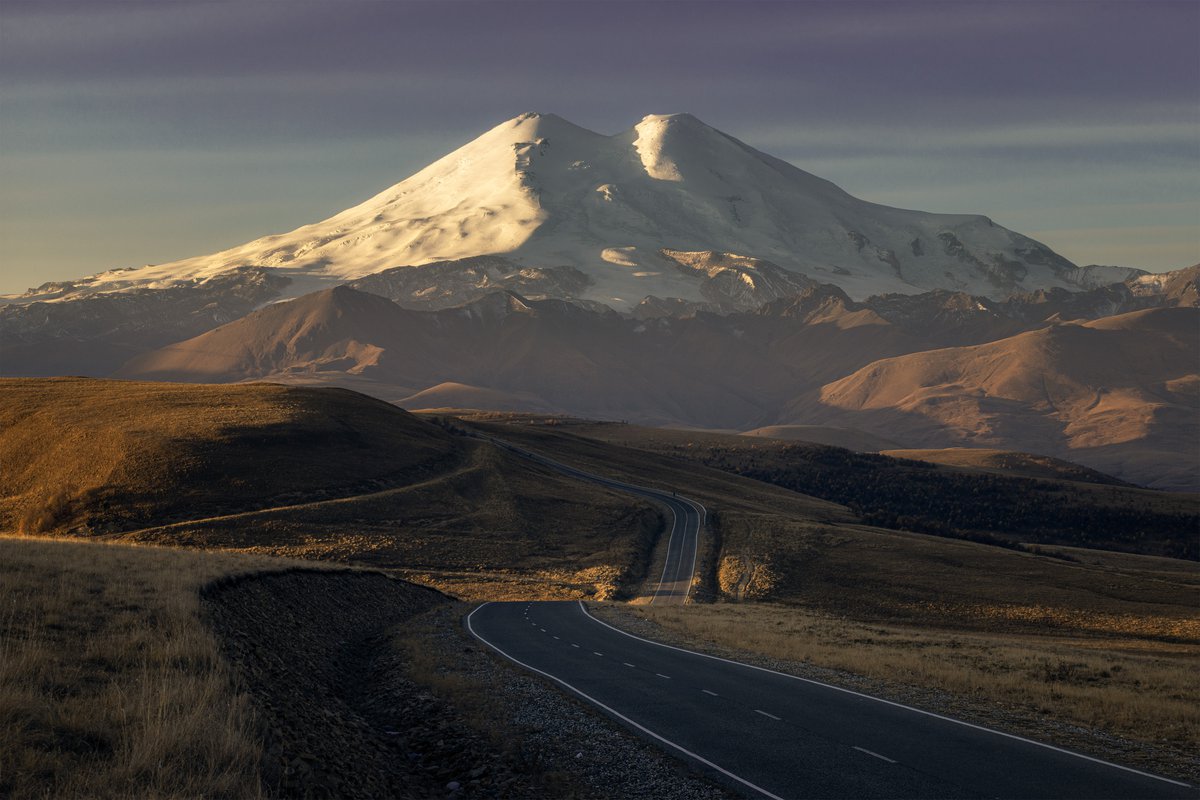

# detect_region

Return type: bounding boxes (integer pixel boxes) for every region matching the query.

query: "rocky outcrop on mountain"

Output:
[1065,264,1147,289]
[0,267,289,376]
[1127,264,1200,307]
[631,295,715,319]
[349,256,591,310]
[659,250,816,311]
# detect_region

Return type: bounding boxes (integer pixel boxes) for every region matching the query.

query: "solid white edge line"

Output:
[853,746,897,764]
[575,601,1191,789]
[480,434,704,607]
[465,603,786,800]
[480,434,1188,789]
[676,495,706,605]
[650,500,679,606]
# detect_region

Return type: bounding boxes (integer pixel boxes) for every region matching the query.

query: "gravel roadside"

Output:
[399,602,739,800]
[203,569,738,799]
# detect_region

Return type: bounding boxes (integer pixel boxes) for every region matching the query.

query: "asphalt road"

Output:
[481,434,704,604]
[467,600,1195,800]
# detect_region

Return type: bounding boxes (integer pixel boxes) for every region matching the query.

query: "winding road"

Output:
[481,433,704,604]
[469,436,1195,798]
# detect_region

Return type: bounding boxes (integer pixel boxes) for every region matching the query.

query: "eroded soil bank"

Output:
[203,571,734,799]
[203,570,523,798]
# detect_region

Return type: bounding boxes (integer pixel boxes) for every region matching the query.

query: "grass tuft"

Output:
[0,536,298,799]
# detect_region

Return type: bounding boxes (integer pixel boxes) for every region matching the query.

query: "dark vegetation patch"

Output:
[681,443,1199,559]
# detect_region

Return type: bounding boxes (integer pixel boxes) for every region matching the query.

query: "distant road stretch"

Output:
[480,434,703,604]
[468,600,1195,799]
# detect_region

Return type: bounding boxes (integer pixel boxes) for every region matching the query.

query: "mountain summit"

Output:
[26,112,1096,308]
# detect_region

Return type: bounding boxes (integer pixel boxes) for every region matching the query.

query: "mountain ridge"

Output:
[114,285,1199,490]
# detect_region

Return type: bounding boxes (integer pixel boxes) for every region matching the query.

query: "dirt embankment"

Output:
[202,570,528,798]
[203,570,736,800]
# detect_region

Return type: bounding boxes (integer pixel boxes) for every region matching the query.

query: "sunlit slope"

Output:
[797,307,1200,489]
[0,378,664,599]
[0,378,460,534]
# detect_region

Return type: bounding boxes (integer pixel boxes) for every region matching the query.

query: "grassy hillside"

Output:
[537,420,1198,560]
[4,385,1196,791]
[878,447,1131,484]
[0,379,666,599]
[0,538,596,800]
[0,537,285,799]
[0,378,461,536]
[464,419,1197,627]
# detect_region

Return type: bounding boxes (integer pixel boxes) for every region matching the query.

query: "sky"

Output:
[1,0,1197,294]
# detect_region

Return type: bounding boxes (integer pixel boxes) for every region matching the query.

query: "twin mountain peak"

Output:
[22,112,1145,311]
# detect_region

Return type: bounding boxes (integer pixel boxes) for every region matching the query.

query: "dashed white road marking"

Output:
[594,652,604,656]
[853,746,897,764]
[553,636,561,640]
[467,603,786,800]
[623,662,636,668]
[574,600,1193,790]
[540,628,547,632]
[571,643,580,648]
[701,689,719,697]
[754,710,781,721]
[655,673,671,679]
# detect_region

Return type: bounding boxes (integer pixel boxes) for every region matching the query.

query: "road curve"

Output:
[467,600,1195,800]
[480,434,704,604]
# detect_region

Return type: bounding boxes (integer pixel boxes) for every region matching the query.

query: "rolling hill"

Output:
[115,286,1198,488]
[0,378,669,599]
[793,307,1199,490]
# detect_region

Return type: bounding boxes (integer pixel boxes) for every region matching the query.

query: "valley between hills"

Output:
[2,377,1197,798]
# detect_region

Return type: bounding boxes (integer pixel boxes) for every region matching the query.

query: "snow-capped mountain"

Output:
[11,112,1100,309]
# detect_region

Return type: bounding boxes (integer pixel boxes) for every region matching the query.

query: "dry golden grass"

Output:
[709,512,1199,629]
[1,380,667,601]
[0,377,461,535]
[466,419,851,523]
[618,602,1200,767]
[110,440,663,601]
[0,536,307,799]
